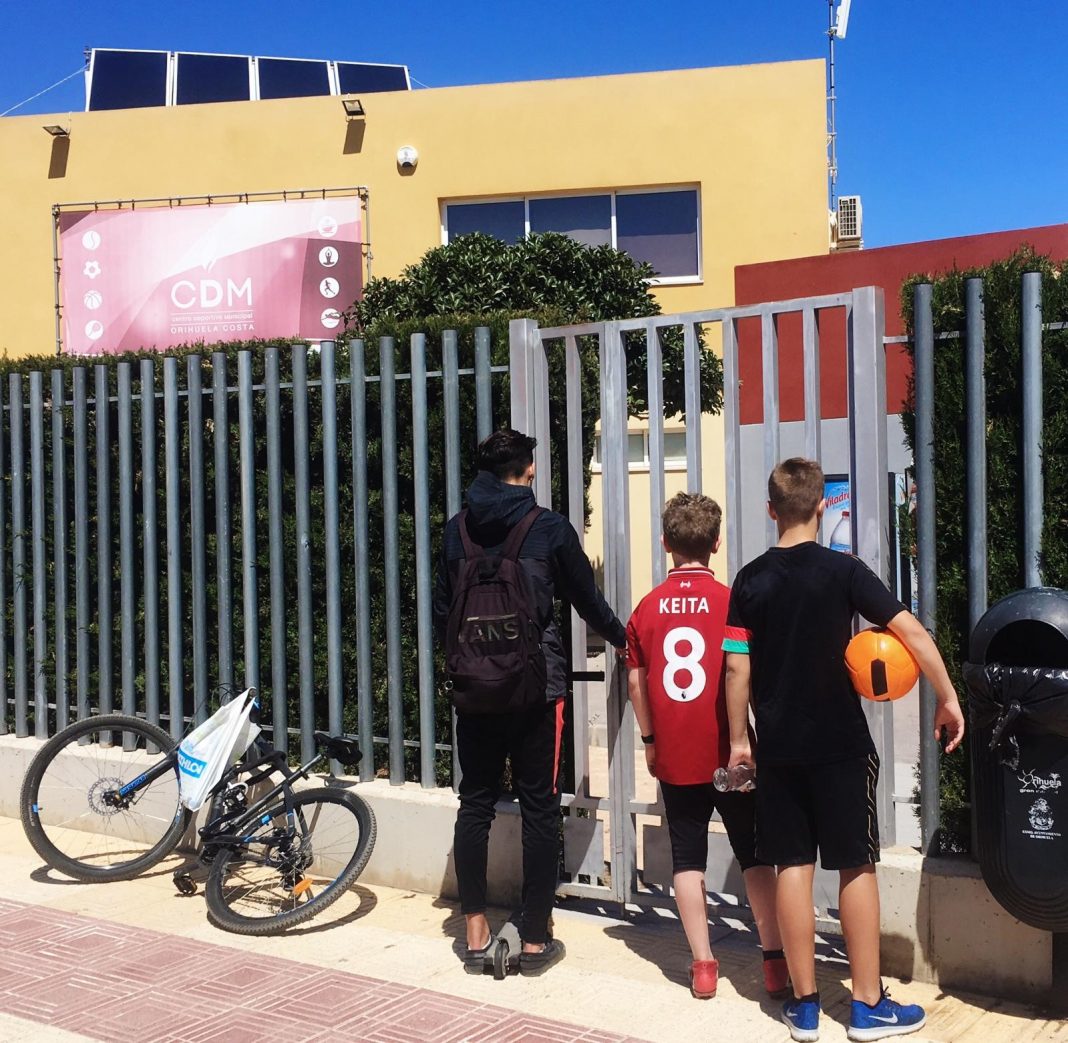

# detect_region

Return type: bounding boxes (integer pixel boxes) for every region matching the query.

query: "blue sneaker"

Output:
[781,996,821,1041]
[847,990,927,1040]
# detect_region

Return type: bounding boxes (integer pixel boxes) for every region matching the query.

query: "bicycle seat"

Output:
[314,731,362,765]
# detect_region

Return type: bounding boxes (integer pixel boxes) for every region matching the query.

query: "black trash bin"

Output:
[963,587,1068,933]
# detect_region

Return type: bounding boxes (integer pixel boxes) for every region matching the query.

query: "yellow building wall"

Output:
[1,59,826,356]
[0,59,828,597]
[585,415,732,600]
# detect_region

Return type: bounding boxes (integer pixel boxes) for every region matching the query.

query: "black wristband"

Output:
[641,733,655,745]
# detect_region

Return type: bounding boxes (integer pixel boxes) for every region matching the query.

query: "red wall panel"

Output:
[733,224,1068,423]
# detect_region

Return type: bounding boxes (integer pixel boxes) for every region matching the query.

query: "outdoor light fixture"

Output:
[43,124,70,137]
[341,97,365,119]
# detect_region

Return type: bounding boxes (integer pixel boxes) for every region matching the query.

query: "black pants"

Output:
[454,698,563,945]
[659,780,767,873]
[756,753,881,870]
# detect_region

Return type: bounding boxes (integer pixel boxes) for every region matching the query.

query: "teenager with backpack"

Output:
[433,429,627,975]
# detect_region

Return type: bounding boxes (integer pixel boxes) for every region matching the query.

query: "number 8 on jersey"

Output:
[662,626,707,702]
[625,564,733,785]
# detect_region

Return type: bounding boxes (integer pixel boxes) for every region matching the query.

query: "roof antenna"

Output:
[827,0,852,209]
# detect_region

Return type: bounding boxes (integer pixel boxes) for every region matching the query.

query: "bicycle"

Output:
[19,705,377,936]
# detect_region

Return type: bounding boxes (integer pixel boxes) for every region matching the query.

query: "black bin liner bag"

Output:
[963,661,1068,932]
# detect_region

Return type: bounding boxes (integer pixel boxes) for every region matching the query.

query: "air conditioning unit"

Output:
[831,194,863,251]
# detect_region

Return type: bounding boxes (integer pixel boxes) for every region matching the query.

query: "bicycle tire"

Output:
[20,714,190,883]
[204,787,376,936]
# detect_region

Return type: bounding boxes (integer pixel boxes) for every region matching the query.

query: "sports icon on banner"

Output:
[58,195,363,355]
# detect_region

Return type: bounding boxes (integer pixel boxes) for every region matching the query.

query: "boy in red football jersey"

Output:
[626,493,786,1001]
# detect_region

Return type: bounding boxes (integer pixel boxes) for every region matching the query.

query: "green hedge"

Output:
[901,249,1068,852]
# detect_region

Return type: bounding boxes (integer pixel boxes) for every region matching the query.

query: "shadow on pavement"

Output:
[274,883,379,935]
[602,917,691,989]
[431,895,516,962]
[29,855,187,885]
[28,861,378,936]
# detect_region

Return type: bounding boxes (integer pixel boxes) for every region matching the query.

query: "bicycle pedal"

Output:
[173,873,197,896]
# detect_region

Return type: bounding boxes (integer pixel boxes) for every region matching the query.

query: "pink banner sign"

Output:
[58,196,362,355]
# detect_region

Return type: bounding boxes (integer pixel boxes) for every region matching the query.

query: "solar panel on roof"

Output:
[337,63,409,94]
[257,58,331,100]
[88,50,169,111]
[176,53,251,105]
[85,48,411,111]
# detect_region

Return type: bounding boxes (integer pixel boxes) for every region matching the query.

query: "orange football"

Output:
[845,627,919,701]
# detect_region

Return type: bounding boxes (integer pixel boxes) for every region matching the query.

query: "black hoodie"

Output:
[433,471,626,701]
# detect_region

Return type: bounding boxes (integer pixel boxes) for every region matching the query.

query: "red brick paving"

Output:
[0,899,649,1043]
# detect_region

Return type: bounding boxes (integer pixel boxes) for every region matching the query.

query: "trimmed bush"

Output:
[901,248,1068,852]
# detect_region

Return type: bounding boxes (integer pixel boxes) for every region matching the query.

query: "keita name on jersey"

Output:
[658,596,710,615]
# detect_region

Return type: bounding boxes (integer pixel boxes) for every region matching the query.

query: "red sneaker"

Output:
[763,955,790,998]
[690,958,719,999]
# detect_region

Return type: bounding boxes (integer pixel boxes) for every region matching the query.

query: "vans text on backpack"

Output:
[444,505,546,714]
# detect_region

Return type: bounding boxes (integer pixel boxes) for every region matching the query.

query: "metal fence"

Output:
[0,333,506,786]
[8,275,1047,904]
[908,272,1054,851]
[510,288,896,915]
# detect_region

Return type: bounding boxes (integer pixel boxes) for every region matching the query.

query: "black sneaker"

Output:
[462,932,494,974]
[518,937,566,976]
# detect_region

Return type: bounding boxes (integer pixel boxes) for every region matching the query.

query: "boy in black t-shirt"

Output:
[723,458,964,1043]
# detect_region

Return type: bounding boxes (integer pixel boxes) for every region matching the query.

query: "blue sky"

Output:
[3,1,1065,248]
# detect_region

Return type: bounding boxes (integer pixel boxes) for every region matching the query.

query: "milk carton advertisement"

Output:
[824,478,851,554]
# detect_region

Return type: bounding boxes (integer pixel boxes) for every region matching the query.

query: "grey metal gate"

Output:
[509,287,897,913]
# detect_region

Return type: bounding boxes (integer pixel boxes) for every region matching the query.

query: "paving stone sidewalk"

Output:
[0,897,644,1043]
[0,817,1064,1043]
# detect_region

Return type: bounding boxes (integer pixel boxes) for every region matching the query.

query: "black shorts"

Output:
[756,753,880,870]
[660,780,767,874]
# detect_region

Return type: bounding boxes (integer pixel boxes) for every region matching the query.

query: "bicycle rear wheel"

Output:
[204,788,376,935]
[20,715,190,882]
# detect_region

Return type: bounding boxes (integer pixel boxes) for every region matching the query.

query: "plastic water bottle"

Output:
[713,764,756,793]
[829,510,851,554]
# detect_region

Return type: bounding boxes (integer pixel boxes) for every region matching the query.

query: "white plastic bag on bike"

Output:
[177,689,261,811]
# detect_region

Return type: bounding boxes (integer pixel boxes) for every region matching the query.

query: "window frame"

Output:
[591,429,690,473]
[527,192,614,248]
[613,185,704,287]
[440,185,702,285]
[440,198,527,244]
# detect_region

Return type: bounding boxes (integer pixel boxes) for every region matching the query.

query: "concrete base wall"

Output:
[0,735,529,905]
[879,848,1052,1003]
[0,735,1052,1004]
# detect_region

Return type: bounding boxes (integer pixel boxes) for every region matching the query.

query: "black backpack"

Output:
[444,506,547,714]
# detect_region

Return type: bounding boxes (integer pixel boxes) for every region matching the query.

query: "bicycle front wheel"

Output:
[204,788,376,935]
[20,714,190,882]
